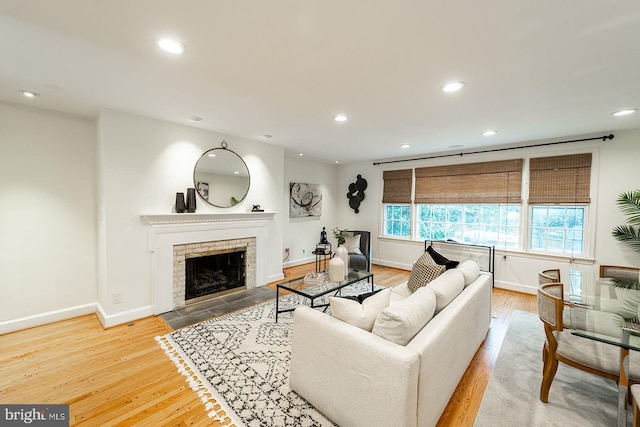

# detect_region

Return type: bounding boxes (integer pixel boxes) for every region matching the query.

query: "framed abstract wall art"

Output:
[290,182,322,218]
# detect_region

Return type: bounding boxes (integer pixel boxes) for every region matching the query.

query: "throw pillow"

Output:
[371,287,437,346]
[329,287,391,331]
[426,269,465,312]
[426,245,459,270]
[343,233,362,255]
[407,252,445,293]
[456,260,480,287]
[341,289,381,303]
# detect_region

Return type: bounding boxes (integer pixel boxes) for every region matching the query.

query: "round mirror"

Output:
[193,146,250,208]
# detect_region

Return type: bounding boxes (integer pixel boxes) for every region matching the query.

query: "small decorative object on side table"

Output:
[320,227,329,244]
[313,243,332,272]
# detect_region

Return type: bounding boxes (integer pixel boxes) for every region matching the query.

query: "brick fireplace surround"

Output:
[141,212,275,314]
[173,237,256,308]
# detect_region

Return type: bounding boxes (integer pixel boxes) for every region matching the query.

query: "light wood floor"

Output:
[0,263,536,426]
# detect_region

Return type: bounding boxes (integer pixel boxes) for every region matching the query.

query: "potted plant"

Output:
[332,227,349,246]
[332,228,350,276]
[611,189,640,288]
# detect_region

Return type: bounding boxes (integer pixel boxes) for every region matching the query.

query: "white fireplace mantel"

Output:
[141,211,276,314]
[140,211,276,225]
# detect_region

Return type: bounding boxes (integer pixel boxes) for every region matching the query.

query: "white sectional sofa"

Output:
[290,263,492,427]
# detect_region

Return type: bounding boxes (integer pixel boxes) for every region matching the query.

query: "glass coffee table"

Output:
[275,270,374,322]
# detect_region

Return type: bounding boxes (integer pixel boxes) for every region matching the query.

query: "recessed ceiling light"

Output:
[334,114,348,122]
[335,160,340,164]
[299,152,304,156]
[261,134,273,139]
[400,144,411,149]
[449,144,464,149]
[482,130,497,136]
[189,116,203,122]
[208,153,216,157]
[21,90,39,98]
[442,81,465,93]
[157,38,186,55]
[233,171,239,175]
[613,109,638,117]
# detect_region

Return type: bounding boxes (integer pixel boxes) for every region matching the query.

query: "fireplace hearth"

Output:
[185,249,246,302]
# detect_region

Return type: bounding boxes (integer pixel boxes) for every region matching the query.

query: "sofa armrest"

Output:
[290,306,419,427]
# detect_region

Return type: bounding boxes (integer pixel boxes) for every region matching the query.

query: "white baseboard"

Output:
[96,303,155,329]
[372,258,413,271]
[283,256,315,269]
[0,303,97,335]
[267,272,285,283]
[494,280,537,295]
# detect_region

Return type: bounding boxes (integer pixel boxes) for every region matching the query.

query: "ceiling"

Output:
[1,1,639,164]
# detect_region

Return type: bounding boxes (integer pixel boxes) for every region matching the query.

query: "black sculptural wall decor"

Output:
[346,174,367,213]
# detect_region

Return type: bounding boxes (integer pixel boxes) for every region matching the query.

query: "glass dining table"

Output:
[569,269,640,427]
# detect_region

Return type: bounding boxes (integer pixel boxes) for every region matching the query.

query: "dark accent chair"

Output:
[346,230,371,272]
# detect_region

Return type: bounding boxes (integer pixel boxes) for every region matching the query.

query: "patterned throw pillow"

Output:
[407,252,446,293]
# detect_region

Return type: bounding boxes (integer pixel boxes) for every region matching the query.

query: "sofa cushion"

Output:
[407,252,446,293]
[329,288,391,331]
[372,287,437,346]
[426,269,465,312]
[427,245,460,270]
[457,260,480,287]
[344,233,362,254]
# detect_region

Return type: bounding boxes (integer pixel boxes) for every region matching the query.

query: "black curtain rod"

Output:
[372,133,614,166]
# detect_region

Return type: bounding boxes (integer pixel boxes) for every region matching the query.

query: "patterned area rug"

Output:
[156,281,378,427]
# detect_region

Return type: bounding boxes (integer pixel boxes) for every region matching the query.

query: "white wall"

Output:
[337,130,640,294]
[97,109,285,326]
[2,99,638,331]
[283,156,340,266]
[0,102,97,331]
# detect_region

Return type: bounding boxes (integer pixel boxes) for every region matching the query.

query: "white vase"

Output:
[335,245,349,277]
[329,256,345,282]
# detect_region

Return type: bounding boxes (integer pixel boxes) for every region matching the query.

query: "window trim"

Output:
[381,203,412,239]
[527,204,590,258]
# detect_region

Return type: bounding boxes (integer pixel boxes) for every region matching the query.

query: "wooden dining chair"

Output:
[537,282,630,402]
[538,269,561,286]
[600,265,640,285]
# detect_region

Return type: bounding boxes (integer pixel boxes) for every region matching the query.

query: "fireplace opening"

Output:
[185,248,246,303]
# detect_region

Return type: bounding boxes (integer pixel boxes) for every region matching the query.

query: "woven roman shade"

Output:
[414,159,523,204]
[382,169,412,203]
[528,153,592,204]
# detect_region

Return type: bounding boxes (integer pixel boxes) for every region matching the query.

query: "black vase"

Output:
[175,192,186,213]
[186,188,196,213]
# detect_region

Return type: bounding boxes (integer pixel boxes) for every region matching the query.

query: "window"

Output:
[416,204,520,248]
[528,154,591,256]
[380,152,593,257]
[530,206,586,255]
[383,204,411,237]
